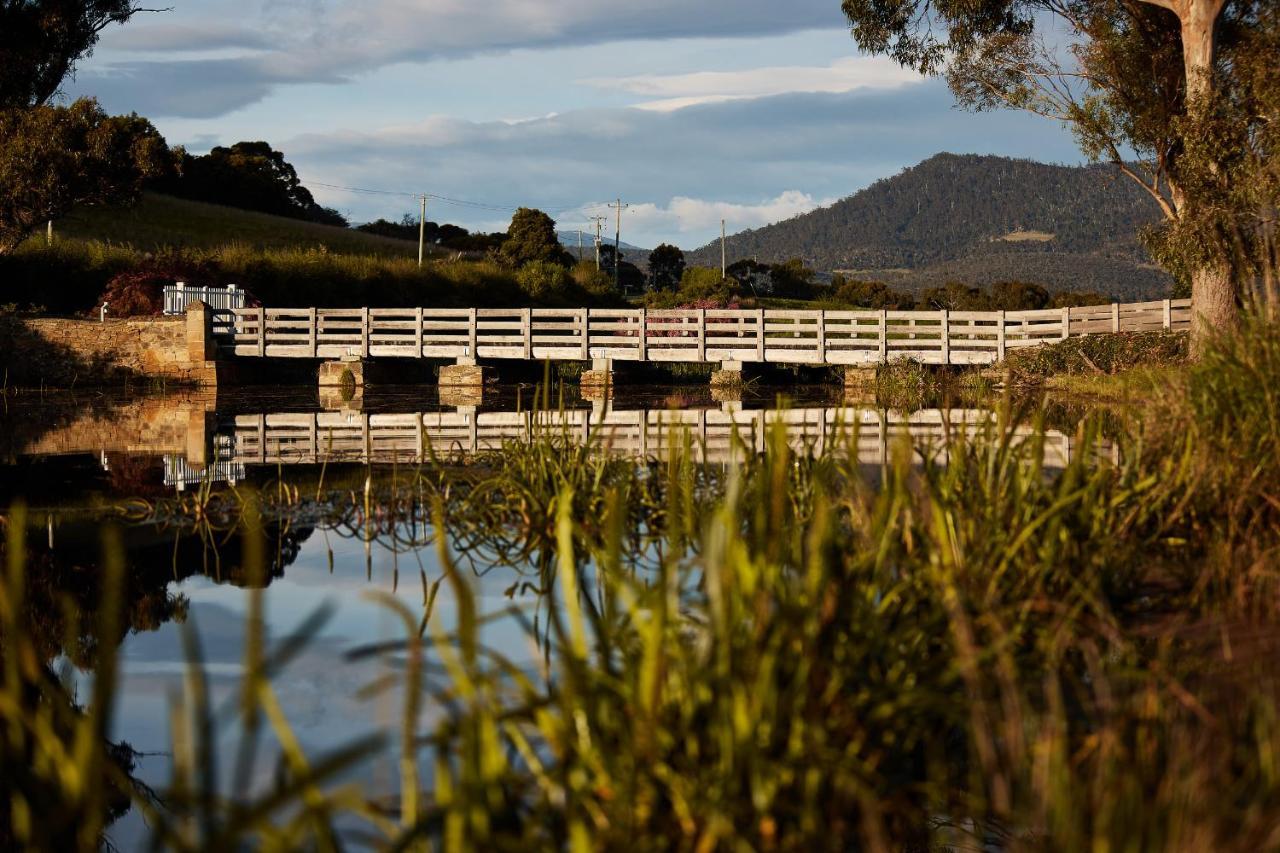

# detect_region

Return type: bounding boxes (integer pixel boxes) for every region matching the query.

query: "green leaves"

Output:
[0,98,173,255]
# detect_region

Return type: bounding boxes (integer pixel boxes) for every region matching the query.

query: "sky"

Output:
[67,0,1086,250]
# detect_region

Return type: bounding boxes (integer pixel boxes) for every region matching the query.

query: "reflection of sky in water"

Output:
[0,387,1095,847]
[108,524,543,849]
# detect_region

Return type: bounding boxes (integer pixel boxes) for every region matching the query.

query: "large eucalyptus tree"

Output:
[840,0,1278,346]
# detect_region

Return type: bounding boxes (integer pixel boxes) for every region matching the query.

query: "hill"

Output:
[686,153,1174,300]
[51,193,431,258]
[557,231,650,265]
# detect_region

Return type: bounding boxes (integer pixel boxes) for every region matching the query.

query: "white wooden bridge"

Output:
[223,299,1191,368]
[226,406,1112,468]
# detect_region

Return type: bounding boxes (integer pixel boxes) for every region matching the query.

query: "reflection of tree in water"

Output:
[0,514,313,848]
[9,518,313,666]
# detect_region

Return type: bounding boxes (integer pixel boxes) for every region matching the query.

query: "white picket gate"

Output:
[163,282,244,314]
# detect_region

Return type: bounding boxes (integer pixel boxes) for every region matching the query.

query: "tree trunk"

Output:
[1181,0,1238,352]
[1190,261,1237,355]
[1180,0,1220,105]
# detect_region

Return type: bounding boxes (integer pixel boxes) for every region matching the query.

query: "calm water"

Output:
[0,383,1089,847]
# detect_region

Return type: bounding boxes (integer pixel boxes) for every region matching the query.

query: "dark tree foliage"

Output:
[648,243,686,291]
[830,275,1109,310]
[159,142,347,226]
[830,277,917,309]
[599,244,645,292]
[726,258,773,294]
[0,98,172,254]
[770,258,818,299]
[357,214,506,252]
[499,207,573,268]
[0,0,146,107]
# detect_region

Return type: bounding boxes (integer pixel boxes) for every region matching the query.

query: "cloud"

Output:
[279,83,1083,247]
[104,22,274,52]
[80,0,848,117]
[618,191,838,237]
[585,56,923,111]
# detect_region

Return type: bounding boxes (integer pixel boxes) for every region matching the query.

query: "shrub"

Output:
[516,260,574,302]
[875,357,933,410]
[1007,330,1188,383]
[1,238,627,314]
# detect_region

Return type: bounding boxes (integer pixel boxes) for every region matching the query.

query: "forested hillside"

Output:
[687,153,1174,298]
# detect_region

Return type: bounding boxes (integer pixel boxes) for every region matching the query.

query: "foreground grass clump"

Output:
[4,317,1280,850]
[1006,329,1188,386]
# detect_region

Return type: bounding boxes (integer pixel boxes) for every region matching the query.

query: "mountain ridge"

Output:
[686,153,1174,300]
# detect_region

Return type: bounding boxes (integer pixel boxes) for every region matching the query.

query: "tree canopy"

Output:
[356,215,506,252]
[160,142,347,227]
[0,1,147,108]
[0,98,171,254]
[500,207,573,268]
[599,244,645,292]
[648,243,686,291]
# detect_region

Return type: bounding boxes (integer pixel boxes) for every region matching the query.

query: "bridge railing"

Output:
[229,407,1115,468]
[229,299,1191,365]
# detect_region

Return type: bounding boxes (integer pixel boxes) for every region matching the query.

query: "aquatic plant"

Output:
[2,317,1280,850]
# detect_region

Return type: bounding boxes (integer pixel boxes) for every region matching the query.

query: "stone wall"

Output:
[16,391,216,462]
[0,309,219,388]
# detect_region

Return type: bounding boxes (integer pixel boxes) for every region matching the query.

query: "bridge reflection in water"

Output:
[217,405,1113,471]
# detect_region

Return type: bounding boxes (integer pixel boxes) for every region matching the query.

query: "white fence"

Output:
[163,282,245,315]
[229,299,1192,367]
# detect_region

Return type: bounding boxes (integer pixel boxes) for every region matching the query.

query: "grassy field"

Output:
[2,195,631,316]
[48,193,430,258]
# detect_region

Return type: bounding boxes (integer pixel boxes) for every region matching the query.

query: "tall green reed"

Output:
[4,317,1280,849]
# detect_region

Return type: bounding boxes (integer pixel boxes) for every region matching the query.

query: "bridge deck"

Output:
[224,300,1192,366]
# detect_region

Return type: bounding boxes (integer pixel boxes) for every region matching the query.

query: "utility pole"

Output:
[721,218,727,280]
[417,194,428,267]
[577,229,583,263]
[589,215,608,271]
[46,220,53,246]
[607,199,629,291]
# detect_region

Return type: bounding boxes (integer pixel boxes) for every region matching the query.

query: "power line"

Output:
[301,176,609,218]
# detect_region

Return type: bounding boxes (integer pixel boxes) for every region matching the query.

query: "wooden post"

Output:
[415,306,424,357]
[940,309,949,364]
[308,307,317,357]
[696,309,706,362]
[756,309,766,362]
[580,308,590,359]
[637,308,647,361]
[257,306,266,357]
[361,306,371,357]
[1112,302,1121,333]
[1162,298,1172,329]
[1061,306,1070,340]
[468,307,478,358]
[816,309,826,363]
[878,309,888,362]
[522,308,532,359]
[997,310,1007,361]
